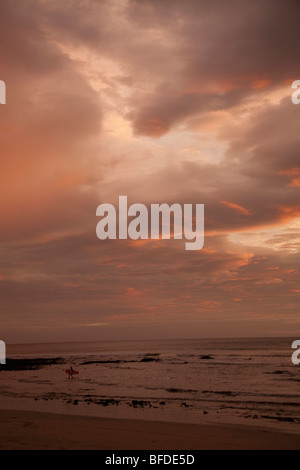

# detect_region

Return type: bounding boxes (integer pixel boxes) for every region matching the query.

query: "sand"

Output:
[1,408,300,450]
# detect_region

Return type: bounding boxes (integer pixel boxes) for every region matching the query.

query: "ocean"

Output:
[1,337,299,433]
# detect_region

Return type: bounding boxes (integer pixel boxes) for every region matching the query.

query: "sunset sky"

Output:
[0,0,300,343]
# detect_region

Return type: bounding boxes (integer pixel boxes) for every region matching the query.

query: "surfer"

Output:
[65,366,79,378]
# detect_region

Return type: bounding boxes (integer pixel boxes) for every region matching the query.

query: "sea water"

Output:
[1,337,299,433]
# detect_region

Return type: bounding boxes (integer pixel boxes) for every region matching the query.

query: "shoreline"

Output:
[1,408,300,450]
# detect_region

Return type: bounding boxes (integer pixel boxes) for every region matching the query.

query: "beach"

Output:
[1,338,300,449]
[1,408,300,450]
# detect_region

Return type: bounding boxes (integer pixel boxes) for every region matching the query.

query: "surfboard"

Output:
[65,369,79,375]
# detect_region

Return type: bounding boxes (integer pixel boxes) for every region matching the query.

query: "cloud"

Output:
[220,201,253,216]
[1,0,300,340]
[1,230,299,341]
[0,0,104,243]
[126,0,300,137]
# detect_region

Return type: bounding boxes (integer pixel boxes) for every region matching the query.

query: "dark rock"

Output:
[0,357,65,371]
[94,398,119,406]
[140,357,159,362]
[262,415,295,423]
[81,360,136,365]
[131,400,151,408]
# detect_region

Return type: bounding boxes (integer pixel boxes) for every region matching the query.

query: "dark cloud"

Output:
[0,0,103,244]
[127,0,300,136]
[0,0,299,341]
[1,231,299,341]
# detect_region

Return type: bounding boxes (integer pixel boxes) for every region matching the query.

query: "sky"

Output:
[0,0,300,343]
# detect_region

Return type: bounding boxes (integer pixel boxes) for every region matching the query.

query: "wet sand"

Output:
[1,408,300,450]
